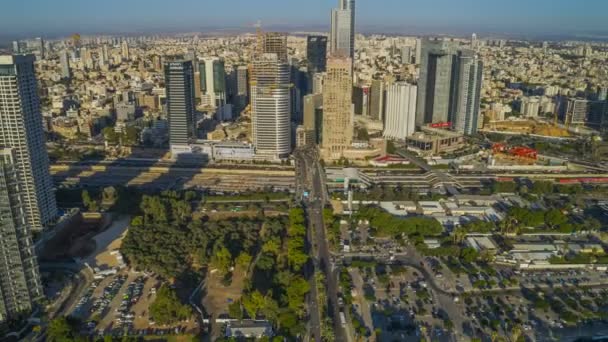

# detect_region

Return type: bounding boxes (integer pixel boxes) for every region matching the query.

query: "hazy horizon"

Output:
[2,0,608,43]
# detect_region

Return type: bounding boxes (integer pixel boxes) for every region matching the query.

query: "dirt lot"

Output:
[202,266,247,319]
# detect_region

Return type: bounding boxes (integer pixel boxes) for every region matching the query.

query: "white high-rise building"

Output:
[121,40,130,61]
[59,50,71,79]
[0,55,57,230]
[384,82,417,141]
[251,53,291,160]
[199,57,227,109]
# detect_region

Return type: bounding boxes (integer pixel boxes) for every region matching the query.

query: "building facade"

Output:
[0,149,43,323]
[369,79,386,122]
[0,55,57,231]
[322,56,353,160]
[250,54,291,160]
[416,38,458,126]
[451,50,483,135]
[165,60,196,154]
[199,57,227,109]
[330,0,355,59]
[384,82,417,140]
[307,36,328,74]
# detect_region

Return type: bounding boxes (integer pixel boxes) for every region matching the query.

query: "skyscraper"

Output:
[401,46,412,64]
[233,65,249,115]
[307,35,328,74]
[199,57,227,109]
[451,51,483,135]
[35,37,45,60]
[121,40,130,61]
[11,41,20,54]
[250,54,291,160]
[322,55,353,160]
[59,50,71,79]
[258,32,288,62]
[0,55,57,231]
[416,39,483,135]
[0,148,43,323]
[303,93,323,145]
[330,0,355,59]
[415,38,458,126]
[384,82,417,140]
[369,79,387,122]
[165,60,196,155]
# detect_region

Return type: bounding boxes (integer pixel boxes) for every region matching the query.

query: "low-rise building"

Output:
[226,320,273,339]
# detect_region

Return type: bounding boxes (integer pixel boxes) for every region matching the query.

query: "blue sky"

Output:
[2,0,608,38]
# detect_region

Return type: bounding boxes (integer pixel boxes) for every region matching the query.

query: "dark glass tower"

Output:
[165,60,196,151]
[307,36,328,74]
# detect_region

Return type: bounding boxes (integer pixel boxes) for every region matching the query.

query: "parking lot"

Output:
[70,269,198,337]
[348,265,458,341]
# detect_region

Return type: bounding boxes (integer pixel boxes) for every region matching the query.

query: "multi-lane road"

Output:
[295,148,348,342]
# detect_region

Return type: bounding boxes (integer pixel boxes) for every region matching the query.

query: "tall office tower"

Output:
[153,55,162,72]
[451,51,483,135]
[199,57,227,109]
[330,0,355,59]
[185,48,197,65]
[165,60,196,155]
[0,55,57,230]
[369,79,386,121]
[59,50,71,79]
[353,84,370,116]
[559,98,590,125]
[322,55,353,160]
[415,38,458,127]
[229,65,249,115]
[384,82,417,141]
[250,53,291,160]
[303,93,323,145]
[471,33,478,49]
[258,32,288,62]
[81,47,93,70]
[0,148,43,323]
[415,38,422,64]
[401,46,412,64]
[121,40,130,61]
[291,64,309,124]
[12,41,20,54]
[35,37,45,59]
[99,45,108,67]
[307,36,328,74]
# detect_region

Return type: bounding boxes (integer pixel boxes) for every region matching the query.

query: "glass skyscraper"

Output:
[165,60,196,154]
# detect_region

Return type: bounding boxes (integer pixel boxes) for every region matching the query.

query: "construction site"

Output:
[484,119,571,138]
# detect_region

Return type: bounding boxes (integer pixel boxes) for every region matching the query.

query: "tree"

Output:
[545,209,568,229]
[103,126,119,144]
[149,285,192,325]
[452,227,468,244]
[211,246,233,275]
[81,190,98,212]
[228,300,243,320]
[236,252,252,269]
[460,247,479,263]
[48,317,79,342]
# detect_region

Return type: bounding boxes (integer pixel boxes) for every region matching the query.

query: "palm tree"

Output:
[453,227,468,244]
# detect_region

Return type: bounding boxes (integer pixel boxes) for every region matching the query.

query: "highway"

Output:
[296,147,348,342]
[294,149,322,342]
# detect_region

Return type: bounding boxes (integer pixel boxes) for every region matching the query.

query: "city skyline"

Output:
[2,0,608,41]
